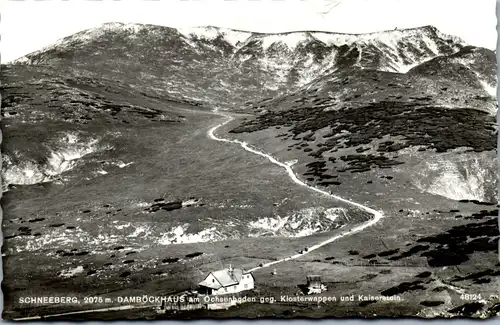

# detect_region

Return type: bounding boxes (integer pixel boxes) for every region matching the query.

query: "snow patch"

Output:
[59,266,84,278]
[248,207,347,237]
[134,201,150,208]
[116,161,134,168]
[412,153,497,202]
[128,225,152,238]
[260,32,310,51]
[14,228,77,253]
[313,27,464,73]
[2,132,111,189]
[87,233,121,247]
[115,223,131,230]
[177,26,251,48]
[182,199,199,207]
[479,80,497,97]
[158,224,223,245]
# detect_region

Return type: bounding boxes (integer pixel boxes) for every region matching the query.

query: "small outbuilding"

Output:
[306,275,327,294]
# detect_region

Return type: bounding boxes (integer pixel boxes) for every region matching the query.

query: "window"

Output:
[212,279,215,283]
[224,288,228,292]
[244,284,248,288]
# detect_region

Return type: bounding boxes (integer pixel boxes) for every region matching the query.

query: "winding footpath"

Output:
[13,109,384,321]
[208,109,385,272]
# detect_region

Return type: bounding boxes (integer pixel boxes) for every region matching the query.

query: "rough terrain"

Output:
[2,23,498,319]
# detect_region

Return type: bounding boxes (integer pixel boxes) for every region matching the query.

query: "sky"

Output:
[0,0,497,63]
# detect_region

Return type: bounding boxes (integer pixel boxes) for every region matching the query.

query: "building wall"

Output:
[215,284,239,295]
[238,274,254,291]
[308,281,321,289]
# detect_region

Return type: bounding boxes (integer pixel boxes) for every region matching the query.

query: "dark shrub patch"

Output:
[413,217,498,266]
[147,201,183,212]
[378,249,400,257]
[231,102,496,155]
[432,287,447,292]
[162,257,179,263]
[381,280,425,296]
[185,252,203,259]
[28,218,45,223]
[49,223,65,227]
[119,271,131,278]
[420,301,444,307]
[448,302,484,316]
[415,271,432,278]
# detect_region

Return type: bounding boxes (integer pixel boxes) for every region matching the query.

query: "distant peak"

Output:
[422,25,438,30]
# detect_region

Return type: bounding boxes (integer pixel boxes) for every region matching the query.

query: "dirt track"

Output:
[208,109,385,272]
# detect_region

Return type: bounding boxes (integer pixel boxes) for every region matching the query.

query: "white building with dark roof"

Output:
[198,265,254,295]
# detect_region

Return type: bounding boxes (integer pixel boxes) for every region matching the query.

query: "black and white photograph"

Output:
[1,0,499,320]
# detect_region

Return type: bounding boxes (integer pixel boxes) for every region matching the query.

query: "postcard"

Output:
[1,0,498,320]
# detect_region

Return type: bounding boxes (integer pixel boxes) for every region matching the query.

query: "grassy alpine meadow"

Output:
[1,13,499,320]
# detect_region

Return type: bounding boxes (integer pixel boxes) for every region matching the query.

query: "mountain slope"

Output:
[408,45,497,96]
[14,23,467,108]
[3,22,500,319]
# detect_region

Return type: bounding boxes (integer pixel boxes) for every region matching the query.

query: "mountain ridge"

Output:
[13,22,482,110]
[14,23,466,65]
[12,23,464,62]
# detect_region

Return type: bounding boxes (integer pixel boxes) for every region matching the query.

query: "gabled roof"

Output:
[198,277,222,289]
[198,268,245,289]
[306,275,322,282]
